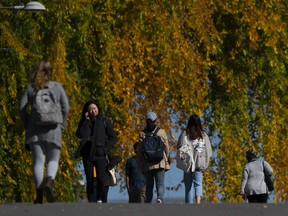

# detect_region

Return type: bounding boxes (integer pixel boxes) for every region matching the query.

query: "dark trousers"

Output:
[83,157,107,202]
[128,187,146,203]
[101,186,109,203]
[247,194,268,203]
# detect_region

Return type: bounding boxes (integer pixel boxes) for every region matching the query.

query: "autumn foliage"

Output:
[0,0,287,202]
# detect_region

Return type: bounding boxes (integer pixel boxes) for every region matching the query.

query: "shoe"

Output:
[43,177,55,202]
[156,199,162,204]
[97,200,102,203]
[33,188,43,204]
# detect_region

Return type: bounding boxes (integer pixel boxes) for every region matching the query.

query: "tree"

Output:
[0,0,287,202]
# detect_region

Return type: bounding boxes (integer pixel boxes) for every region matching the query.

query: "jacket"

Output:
[177,131,212,172]
[137,127,170,172]
[18,81,69,147]
[76,114,117,161]
[240,160,273,195]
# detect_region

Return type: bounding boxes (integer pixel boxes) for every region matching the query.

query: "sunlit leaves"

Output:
[0,0,287,202]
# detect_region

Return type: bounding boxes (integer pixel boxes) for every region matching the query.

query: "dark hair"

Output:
[133,142,139,151]
[79,100,101,122]
[145,118,157,132]
[246,150,257,162]
[186,114,203,140]
[29,60,52,90]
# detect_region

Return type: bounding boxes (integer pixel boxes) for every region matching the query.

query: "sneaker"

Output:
[156,199,162,204]
[97,200,102,203]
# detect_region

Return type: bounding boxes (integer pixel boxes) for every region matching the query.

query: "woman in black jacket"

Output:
[76,100,117,202]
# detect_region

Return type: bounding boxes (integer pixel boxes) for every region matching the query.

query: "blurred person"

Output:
[19,60,69,204]
[125,142,146,203]
[240,150,273,203]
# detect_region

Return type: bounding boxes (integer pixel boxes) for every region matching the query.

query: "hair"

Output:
[29,60,52,90]
[145,118,157,132]
[246,150,257,162]
[186,114,203,140]
[77,100,102,125]
[133,142,139,152]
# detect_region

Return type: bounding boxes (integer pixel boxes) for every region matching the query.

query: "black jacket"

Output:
[76,114,117,160]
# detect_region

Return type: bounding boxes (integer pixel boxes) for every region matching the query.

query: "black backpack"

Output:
[141,127,164,164]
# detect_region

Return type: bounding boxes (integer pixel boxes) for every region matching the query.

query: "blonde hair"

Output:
[29,60,52,90]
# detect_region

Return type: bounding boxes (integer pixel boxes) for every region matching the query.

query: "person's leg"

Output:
[140,187,146,203]
[144,170,154,203]
[95,157,108,201]
[193,171,203,204]
[128,189,138,203]
[155,169,165,203]
[247,195,258,203]
[184,171,193,204]
[256,194,268,203]
[30,143,45,204]
[101,186,109,203]
[83,159,97,202]
[31,143,46,187]
[43,143,61,202]
[46,143,61,180]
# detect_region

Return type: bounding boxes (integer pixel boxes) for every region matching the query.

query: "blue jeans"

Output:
[144,169,165,203]
[184,171,203,203]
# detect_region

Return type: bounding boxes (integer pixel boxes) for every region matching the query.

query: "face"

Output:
[87,104,99,119]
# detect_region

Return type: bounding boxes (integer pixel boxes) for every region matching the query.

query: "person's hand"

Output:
[85,112,90,120]
[239,191,246,200]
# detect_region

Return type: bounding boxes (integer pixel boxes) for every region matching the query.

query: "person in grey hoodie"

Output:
[240,150,273,203]
[19,60,69,204]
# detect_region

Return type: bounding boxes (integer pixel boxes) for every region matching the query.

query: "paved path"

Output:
[1,203,288,216]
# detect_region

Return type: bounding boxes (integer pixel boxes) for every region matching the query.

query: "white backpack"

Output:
[176,132,194,173]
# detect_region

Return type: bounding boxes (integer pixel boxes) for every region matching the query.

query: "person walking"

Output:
[75,100,117,202]
[137,111,170,204]
[177,114,212,204]
[125,142,146,203]
[239,150,273,203]
[19,60,69,204]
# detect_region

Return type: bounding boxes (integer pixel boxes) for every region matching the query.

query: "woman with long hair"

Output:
[19,60,69,204]
[76,100,117,202]
[177,114,212,204]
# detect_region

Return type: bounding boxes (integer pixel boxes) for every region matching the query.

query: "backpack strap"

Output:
[143,127,160,136]
[153,127,160,136]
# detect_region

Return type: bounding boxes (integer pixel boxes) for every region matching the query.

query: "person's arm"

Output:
[205,133,212,158]
[76,118,90,139]
[159,129,169,157]
[125,160,130,190]
[104,118,117,154]
[58,83,69,129]
[19,87,29,129]
[263,161,273,176]
[177,132,184,150]
[240,164,248,196]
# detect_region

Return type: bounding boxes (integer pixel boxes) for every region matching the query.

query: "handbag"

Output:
[262,162,274,192]
[104,168,117,187]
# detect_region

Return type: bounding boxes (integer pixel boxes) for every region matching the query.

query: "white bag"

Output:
[105,168,117,187]
[176,132,194,173]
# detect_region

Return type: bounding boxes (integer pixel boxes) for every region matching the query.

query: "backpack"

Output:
[141,127,164,164]
[32,82,63,125]
[193,137,208,171]
[176,132,194,172]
